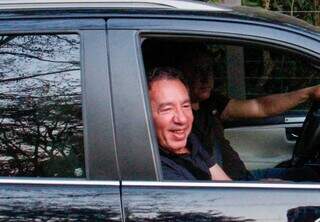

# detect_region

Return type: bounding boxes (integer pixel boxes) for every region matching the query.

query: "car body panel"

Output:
[122,181,320,222]
[0,179,122,221]
[107,28,161,181]
[108,18,320,61]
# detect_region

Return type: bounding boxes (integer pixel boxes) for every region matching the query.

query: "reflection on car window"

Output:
[0,34,84,177]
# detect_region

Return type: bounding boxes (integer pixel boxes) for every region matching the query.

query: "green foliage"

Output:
[207,0,319,26]
[270,0,319,25]
[208,0,221,3]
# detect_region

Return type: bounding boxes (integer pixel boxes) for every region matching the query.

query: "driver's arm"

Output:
[220,85,320,121]
[209,164,232,181]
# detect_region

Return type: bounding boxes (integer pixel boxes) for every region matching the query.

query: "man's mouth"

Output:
[170,128,187,140]
[173,129,185,134]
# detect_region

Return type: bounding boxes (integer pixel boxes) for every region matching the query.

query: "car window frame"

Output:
[111,16,320,186]
[0,18,119,181]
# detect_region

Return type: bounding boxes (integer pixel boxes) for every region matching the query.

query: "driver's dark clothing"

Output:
[250,166,319,182]
[192,93,252,180]
[160,134,216,181]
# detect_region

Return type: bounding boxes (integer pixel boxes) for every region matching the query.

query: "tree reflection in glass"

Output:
[0,34,84,177]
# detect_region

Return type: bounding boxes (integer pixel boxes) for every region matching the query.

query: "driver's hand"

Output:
[311,86,320,101]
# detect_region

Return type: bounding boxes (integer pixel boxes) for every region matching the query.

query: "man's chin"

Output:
[168,142,189,155]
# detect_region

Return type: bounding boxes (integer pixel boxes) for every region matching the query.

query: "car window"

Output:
[0,34,84,178]
[143,38,320,118]
[142,37,320,182]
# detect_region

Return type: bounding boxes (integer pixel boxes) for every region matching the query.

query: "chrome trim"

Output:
[122,181,320,190]
[285,117,306,123]
[0,0,229,11]
[0,178,119,186]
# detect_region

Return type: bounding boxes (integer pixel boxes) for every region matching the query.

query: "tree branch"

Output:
[0,36,16,47]
[0,68,80,83]
[0,51,79,65]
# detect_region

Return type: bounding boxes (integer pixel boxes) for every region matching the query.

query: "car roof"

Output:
[0,0,229,11]
[0,0,318,36]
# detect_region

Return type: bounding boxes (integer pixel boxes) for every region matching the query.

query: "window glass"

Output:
[0,34,84,177]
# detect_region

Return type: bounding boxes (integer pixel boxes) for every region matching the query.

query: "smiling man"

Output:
[148,67,231,181]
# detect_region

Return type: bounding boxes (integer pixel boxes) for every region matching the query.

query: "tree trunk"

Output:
[260,0,274,88]
[261,0,270,10]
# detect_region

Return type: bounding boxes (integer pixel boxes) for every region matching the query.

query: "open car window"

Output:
[142,36,320,183]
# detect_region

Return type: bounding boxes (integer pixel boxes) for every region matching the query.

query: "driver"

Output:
[148,67,231,181]
[179,45,320,181]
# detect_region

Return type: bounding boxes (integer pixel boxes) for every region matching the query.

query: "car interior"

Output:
[141,36,320,182]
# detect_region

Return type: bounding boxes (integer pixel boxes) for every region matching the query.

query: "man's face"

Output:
[191,74,214,102]
[149,79,194,155]
[183,55,215,102]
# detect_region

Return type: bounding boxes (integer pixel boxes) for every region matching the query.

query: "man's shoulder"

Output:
[159,152,194,181]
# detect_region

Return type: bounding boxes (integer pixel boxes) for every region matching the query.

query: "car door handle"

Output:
[285,117,305,123]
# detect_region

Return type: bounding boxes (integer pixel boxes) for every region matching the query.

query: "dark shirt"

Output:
[192,93,252,180]
[160,134,216,181]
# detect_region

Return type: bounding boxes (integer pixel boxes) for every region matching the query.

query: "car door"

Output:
[108,14,320,222]
[0,18,122,221]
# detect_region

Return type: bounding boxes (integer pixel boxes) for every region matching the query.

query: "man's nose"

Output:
[173,108,187,124]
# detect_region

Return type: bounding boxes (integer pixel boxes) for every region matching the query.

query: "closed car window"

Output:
[0,34,84,177]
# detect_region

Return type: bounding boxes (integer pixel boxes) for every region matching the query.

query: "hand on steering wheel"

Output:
[292,101,320,167]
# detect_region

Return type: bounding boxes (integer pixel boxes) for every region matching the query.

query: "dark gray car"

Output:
[0,0,319,221]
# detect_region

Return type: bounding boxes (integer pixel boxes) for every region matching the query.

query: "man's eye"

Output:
[183,104,191,109]
[160,108,172,113]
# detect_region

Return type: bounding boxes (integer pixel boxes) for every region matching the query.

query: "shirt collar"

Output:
[159,134,199,158]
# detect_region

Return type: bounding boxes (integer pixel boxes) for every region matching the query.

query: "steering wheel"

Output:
[291,101,320,167]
